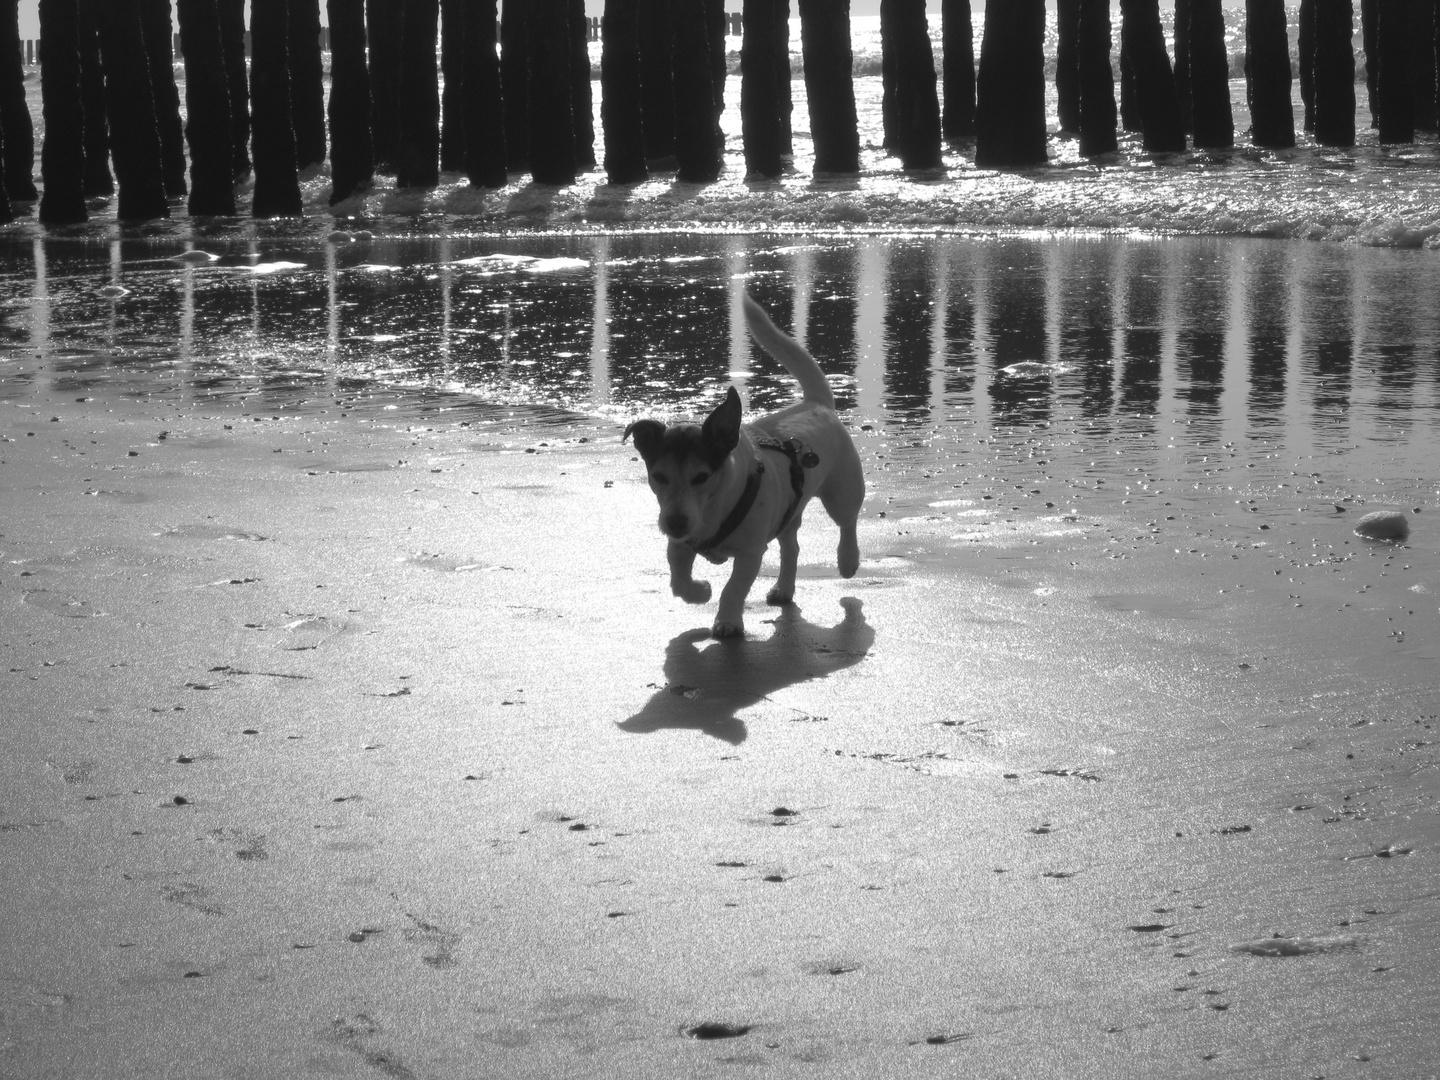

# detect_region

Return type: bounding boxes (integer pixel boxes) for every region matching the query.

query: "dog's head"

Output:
[623,387,742,543]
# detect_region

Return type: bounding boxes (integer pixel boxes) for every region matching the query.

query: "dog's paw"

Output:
[765,586,794,606]
[674,579,712,604]
[711,619,745,639]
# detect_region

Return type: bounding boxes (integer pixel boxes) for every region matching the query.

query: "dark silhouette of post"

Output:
[368,0,403,169]
[176,0,238,215]
[38,0,88,223]
[0,0,37,200]
[1118,19,1141,130]
[327,0,374,201]
[250,0,304,215]
[570,0,596,170]
[1245,0,1296,147]
[740,0,782,177]
[463,0,507,186]
[397,0,441,186]
[637,0,676,164]
[92,0,169,219]
[975,0,1047,167]
[600,0,647,183]
[1298,0,1316,130]
[879,0,942,168]
[1189,0,1234,147]
[1377,0,1414,142]
[1173,0,1193,131]
[528,0,577,183]
[440,0,465,170]
[1119,0,1186,152]
[1413,0,1438,131]
[77,0,114,195]
[798,0,859,172]
[1360,0,1378,126]
[217,0,252,177]
[289,0,327,168]
[671,0,721,181]
[1056,0,1081,132]
[1313,0,1356,146]
[500,0,529,169]
[706,0,728,155]
[773,1,792,154]
[941,0,976,139]
[138,0,189,197]
[1077,0,1118,155]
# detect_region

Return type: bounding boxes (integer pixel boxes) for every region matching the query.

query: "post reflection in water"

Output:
[2,234,1438,466]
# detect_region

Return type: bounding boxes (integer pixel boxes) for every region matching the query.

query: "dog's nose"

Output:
[663,513,689,537]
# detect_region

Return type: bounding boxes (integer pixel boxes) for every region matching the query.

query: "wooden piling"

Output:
[1118,0,1186,153]
[397,0,441,187]
[600,0,647,183]
[740,0,783,178]
[941,0,976,139]
[1118,20,1140,131]
[1413,0,1438,131]
[1313,0,1356,146]
[76,0,113,195]
[0,0,38,200]
[289,0,327,168]
[798,0,860,173]
[462,0,507,187]
[1377,0,1414,142]
[37,0,88,223]
[772,0,791,154]
[569,0,596,170]
[176,0,239,216]
[440,0,465,171]
[500,0,529,169]
[1189,0,1234,148]
[637,0,676,164]
[1298,0,1316,130]
[1174,0,1193,132]
[528,0,577,184]
[138,0,189,197]
[250,0,304,215]
[327,0,374,202]
[880,0,941,168]
[1077,0,1118,156]
[1056,0,1081,133]
[368,0,403,169]
[707,0,728,155]
[975,0,1047,168]
[216,0,252,177]
[671,0,721,181]
[1244,0,1296,148]
[92,0,169,219]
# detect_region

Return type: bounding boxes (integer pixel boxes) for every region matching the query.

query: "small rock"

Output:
[1353,510,1409,541]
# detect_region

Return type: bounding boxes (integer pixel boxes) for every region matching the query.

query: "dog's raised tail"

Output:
[742,294,835,410]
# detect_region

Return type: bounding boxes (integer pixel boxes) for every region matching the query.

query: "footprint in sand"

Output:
[157,524,269,542]
[159,883,225,916]
[403,914,460,969]
[278,615,345,651]
[22,590,104,618]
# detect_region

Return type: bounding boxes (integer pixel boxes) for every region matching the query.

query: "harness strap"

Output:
[689,438,820,554]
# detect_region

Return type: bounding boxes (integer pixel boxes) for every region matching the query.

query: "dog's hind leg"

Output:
[819,477,863,580]
[766,517,802,605]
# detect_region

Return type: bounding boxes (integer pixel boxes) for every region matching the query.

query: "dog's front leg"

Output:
[667,540,712,604]
[712,552,762,638]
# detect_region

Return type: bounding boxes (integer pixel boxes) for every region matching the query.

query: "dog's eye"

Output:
[650,472,669,486]
[690,472,710,486]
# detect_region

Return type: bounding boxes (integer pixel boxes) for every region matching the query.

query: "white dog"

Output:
[624,294,865,638]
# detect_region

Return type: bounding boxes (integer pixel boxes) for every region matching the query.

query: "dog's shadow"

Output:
[617,598,873,745]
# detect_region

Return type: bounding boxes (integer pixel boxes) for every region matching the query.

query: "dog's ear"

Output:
[701,386,742,463]
[623,418,666,461]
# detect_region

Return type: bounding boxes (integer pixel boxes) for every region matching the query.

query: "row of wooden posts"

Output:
[1,1,1438,227]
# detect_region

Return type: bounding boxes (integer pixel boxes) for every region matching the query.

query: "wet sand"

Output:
[2,349,1438,1078]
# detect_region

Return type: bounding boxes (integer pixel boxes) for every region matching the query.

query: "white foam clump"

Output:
[170,250,220,265]
[1353,510,1410,540]
[249,261,308,275]
[98,285,130,298]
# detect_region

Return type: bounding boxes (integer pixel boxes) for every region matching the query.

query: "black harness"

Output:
[690,437,819,555]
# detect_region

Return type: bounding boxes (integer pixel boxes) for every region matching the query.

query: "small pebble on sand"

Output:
[1353,511,1409,541]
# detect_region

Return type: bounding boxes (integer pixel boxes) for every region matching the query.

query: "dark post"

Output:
[975,0,1047,167]
[367,0,403,169]
[1360,0,1378,126]
[1377,0,1414,142]
[941,0,976,139]
[637,0,675,164]
[600,0,646,183]
[1244,0,1296,147]
[569,0,596,169]
[1118,19,1140,130]
[462,0,506,186]
[217,0,252,176]
[138,0,189,197]
[671,0,721,181]
[77,0,114,195]
[1174,0,1193,132]
[706,0,727,155]
[250,0,304,215]
[92,0,169,219]
[0,0,38,199]
[327,0,374,201]
[1056,0,1081,133]
[289,0,327,168]
[397,0,441,186]
[740,0,782,177]
[1118,0,1186,152]
[499,0,529,169]
[879,0,941,168]
[440,0,465,170]
[798,0,859,172]
[1413,0,1438,131]
[1313,0,1356,146]
[528,0,576,183]
[1189,0,1234,147]
[38,0,89,223]
[773,1,791,154]
[1298,0,1316,131]
[176,0,238,215]
[1077,0,1118,155]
